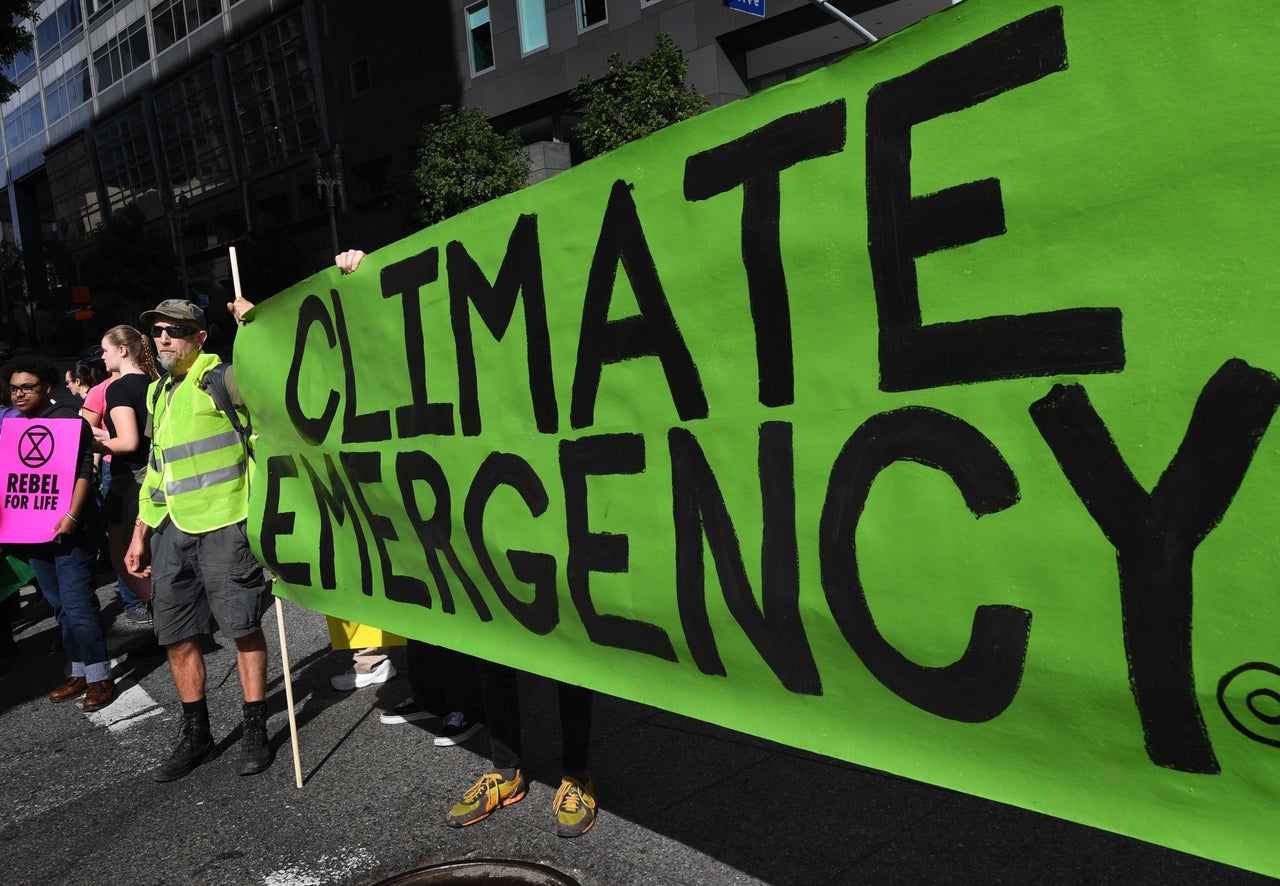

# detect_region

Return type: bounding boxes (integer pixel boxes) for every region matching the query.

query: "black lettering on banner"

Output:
[684,101,847,408]
[464,452,559,634]
[671,422,822,694]
[299,452,373,592]
[560,433,678,660]
[332,290,392,444]
[381,248,456,438]
[395,450,492,620]
[570,180,708,430]
[1217,662,1280,749]
[286,295,340,445]
[342,451,433,610]
[1029,358,1280,774]
[259,454,310,585]
[866,6,1125,392]
[447,215,558,436]
[820,407,1030,721]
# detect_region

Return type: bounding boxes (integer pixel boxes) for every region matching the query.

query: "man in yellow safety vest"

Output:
[125,298,272,781]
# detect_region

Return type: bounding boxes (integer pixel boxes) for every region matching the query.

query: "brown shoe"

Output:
[49,676,87,702]
[83,679,116,712]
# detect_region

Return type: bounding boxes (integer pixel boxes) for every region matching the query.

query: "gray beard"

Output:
[158,353,180,371]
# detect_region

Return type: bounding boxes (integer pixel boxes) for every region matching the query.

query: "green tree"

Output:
[406,105,530,229]
[0,3,38,105]
[0,237,26,340]
[571,33,708,160]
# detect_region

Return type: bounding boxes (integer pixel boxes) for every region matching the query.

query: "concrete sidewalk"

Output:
[0,583,1270,885]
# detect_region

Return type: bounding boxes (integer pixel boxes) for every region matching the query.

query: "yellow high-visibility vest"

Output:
[138,352,249,533]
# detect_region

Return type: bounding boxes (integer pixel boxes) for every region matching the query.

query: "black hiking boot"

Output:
[238,702,272,776]
[154,709,214,782]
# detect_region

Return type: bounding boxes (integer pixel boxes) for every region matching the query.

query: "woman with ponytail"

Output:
[93,325,160,615]
[66,359,108,414]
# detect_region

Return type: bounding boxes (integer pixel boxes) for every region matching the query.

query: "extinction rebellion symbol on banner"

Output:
[18,426,54,469]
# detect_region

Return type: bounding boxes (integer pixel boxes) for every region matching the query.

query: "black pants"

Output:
[0,591,19,652]
[478,659,592,774]
[405,639,484,722]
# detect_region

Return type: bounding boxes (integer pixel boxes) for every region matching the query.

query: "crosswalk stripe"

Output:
[86,679,164,732]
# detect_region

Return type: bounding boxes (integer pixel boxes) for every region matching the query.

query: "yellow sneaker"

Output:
[446,771,527,827]
[554,775,596,837]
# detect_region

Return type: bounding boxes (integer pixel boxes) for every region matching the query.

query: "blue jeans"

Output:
[101,459,141,610]
[27,521,110,683]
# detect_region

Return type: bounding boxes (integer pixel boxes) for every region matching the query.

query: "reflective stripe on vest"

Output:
[161,429,243,465]
[165,462,245,497]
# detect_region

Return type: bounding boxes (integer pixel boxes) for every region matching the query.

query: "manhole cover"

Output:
[370,859,581,886]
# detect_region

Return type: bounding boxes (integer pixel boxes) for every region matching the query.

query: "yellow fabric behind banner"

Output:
[325,618,405,651]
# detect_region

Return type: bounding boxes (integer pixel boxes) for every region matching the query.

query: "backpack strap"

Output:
[151,372,168,414]
[197,363,254,462]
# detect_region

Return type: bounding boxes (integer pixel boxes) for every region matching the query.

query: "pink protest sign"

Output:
[0,418,82,543]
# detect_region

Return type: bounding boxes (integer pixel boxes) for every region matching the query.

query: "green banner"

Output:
[0,555,34,604]
[237,0,1280,874]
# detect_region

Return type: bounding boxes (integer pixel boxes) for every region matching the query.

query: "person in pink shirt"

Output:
[70,360,111,427]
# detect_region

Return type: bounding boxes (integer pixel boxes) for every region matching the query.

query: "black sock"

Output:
[182,698,210,733]
[243,700,265,719]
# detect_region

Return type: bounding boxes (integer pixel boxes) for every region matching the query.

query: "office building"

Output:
[0,0,951,344]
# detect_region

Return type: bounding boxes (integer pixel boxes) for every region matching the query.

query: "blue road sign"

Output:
[724,0,765,16]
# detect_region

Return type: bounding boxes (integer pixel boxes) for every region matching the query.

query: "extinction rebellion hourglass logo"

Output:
[19,426,54,468]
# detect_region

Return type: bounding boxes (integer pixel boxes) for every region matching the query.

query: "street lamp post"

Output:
[313,145,346,257]
[167,194,190,300]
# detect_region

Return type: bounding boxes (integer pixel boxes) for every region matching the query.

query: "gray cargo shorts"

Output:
[150,519,271,646]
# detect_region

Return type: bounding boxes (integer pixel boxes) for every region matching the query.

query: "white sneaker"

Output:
[331,658,397,691]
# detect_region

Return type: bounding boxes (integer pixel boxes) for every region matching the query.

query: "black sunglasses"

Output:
[150,324,200,339]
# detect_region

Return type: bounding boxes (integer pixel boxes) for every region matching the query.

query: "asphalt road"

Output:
[0,579,1271,886]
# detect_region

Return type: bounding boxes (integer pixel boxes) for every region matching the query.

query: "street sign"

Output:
[724,0,765,16]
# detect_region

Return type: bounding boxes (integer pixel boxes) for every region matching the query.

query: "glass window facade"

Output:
[152,0,223,54]
[466,2,493,74]
[87,0,124,24]
[154,62,232,200]
[517,0,547,54]
[94,104,160,214]
[43,59,92,124]
[1,42,36,86]
[228,11,323,171]
[577,0,606,30]
[93,17,151,90]
[3,94,44,148]
[46,135,104,234]
[35,0,84,62]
